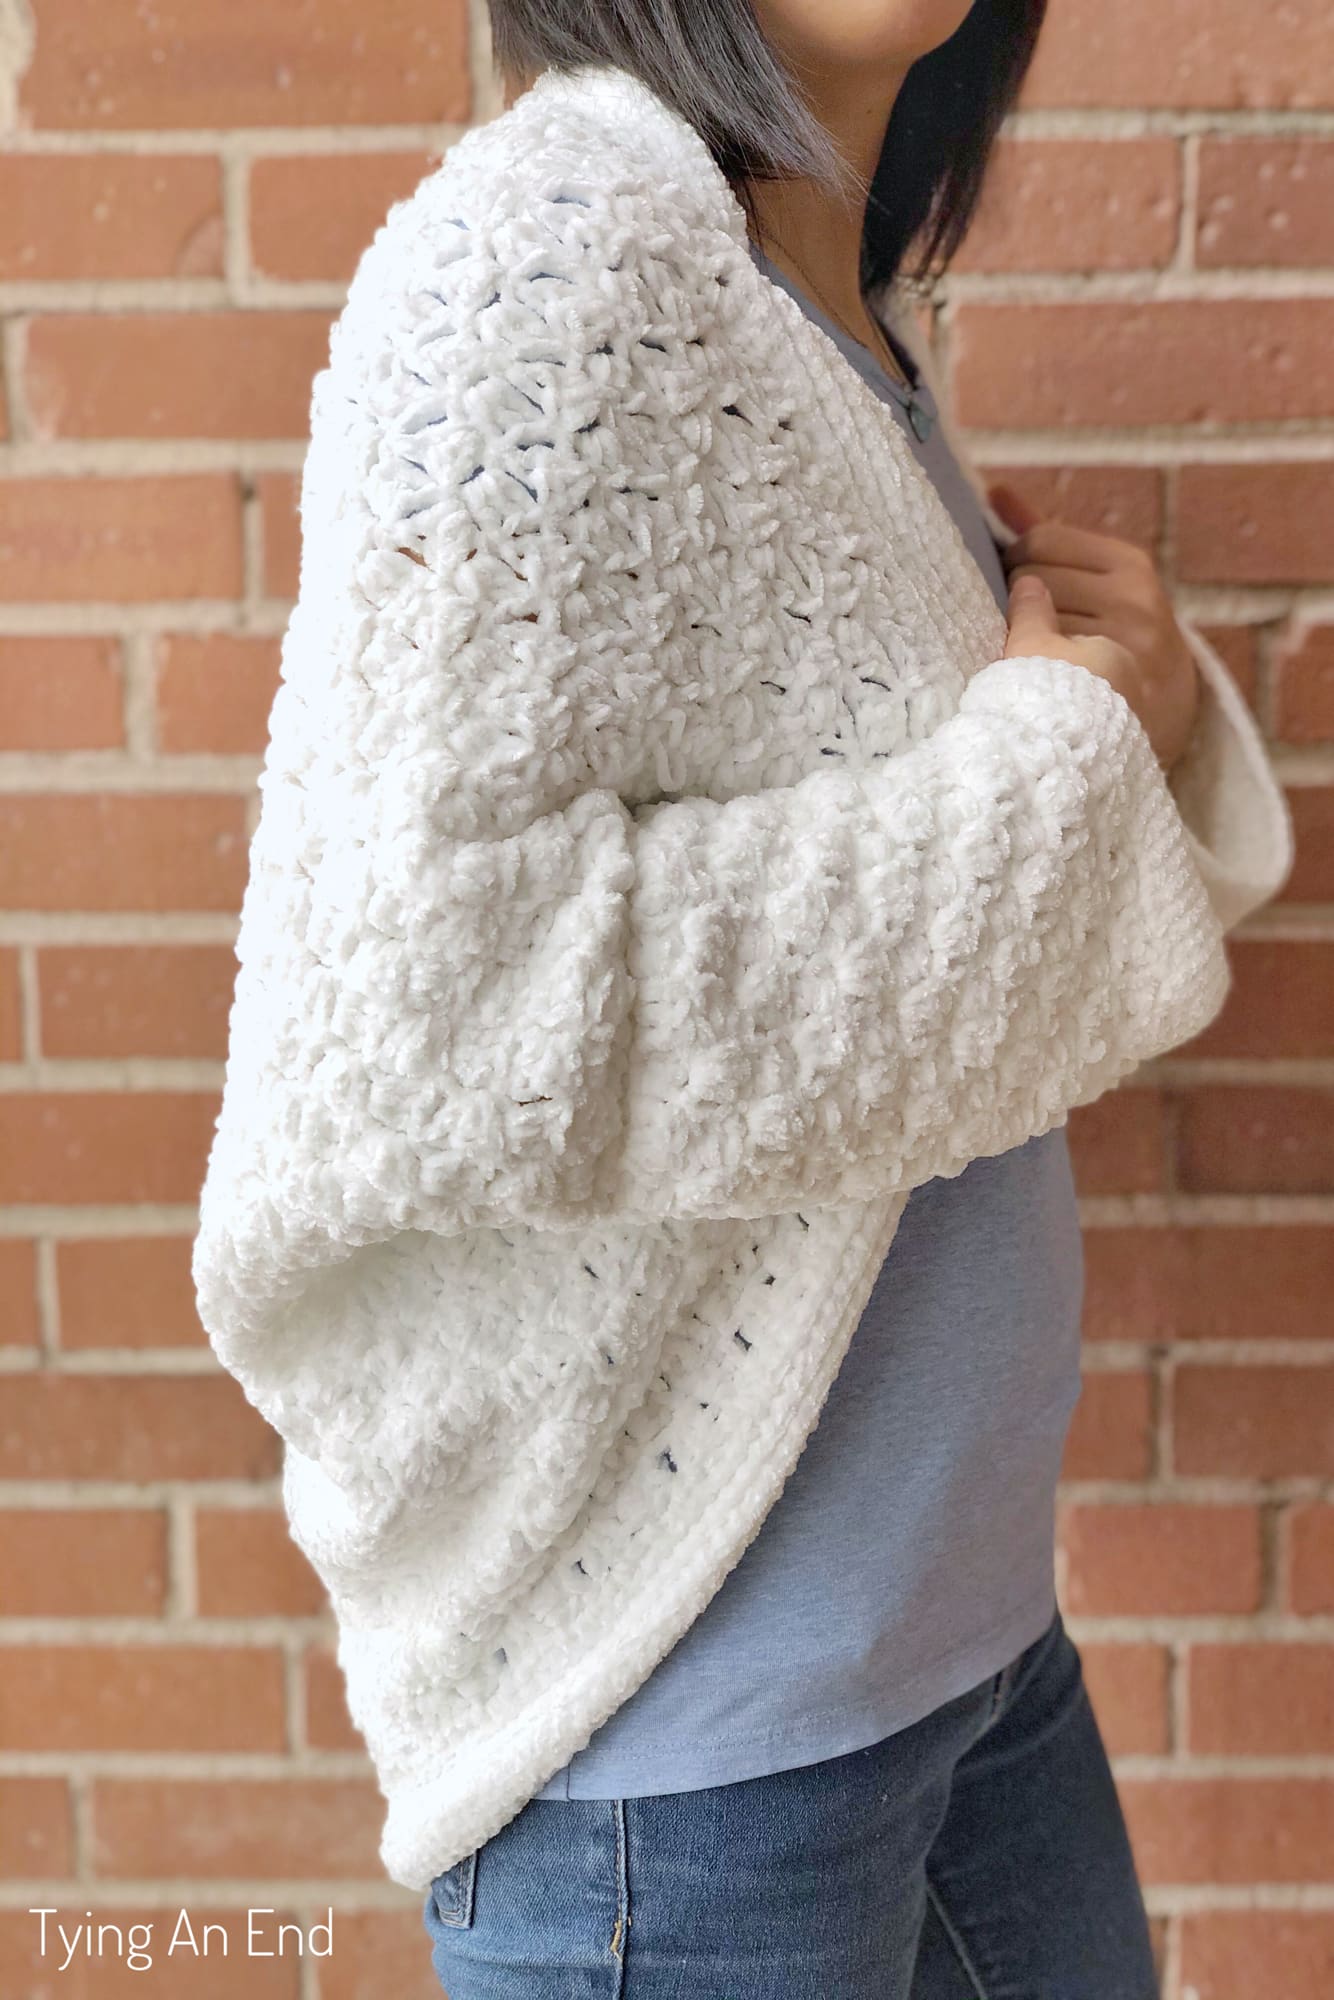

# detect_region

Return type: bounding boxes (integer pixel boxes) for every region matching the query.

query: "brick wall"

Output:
[0,3,1330,1995]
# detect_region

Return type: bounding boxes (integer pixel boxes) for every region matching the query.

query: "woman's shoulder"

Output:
[329,69,737,394]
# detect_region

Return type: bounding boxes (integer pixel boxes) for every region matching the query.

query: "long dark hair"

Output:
[487,1,1047,290]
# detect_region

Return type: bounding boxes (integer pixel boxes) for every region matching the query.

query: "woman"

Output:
[191,2,1293,1995]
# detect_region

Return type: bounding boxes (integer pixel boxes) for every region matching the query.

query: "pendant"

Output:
[906,394,934,443]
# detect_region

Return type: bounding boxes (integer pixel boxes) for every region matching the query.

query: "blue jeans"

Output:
[422,1609,1157,1998]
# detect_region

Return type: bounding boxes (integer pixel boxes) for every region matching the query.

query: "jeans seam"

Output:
[924,1878,990,2000]
[610,1798,630,1995]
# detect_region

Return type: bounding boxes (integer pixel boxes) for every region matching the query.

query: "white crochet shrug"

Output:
[191,62,1294,1890]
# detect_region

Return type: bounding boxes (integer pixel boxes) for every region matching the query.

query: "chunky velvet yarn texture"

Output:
[191,63,1293,1891]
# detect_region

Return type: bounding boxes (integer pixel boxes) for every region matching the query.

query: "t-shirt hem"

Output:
[534,1582,1059,1802]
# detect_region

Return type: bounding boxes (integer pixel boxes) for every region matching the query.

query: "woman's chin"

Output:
[759,0,975,70]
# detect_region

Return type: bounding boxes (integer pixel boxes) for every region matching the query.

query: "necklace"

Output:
[753,230,936,443]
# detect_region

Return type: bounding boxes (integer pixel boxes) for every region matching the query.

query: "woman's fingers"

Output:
[986,480,1045,536]
[1003,518,1128,575]
[1004,561,1120,621]
[1049,611,1111,635]
[1002,572,1061,657]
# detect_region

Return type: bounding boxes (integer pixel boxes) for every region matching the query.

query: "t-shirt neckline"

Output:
[743,237,931,415]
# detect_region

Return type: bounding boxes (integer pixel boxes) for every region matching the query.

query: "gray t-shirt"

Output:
[535,243,1084,1800]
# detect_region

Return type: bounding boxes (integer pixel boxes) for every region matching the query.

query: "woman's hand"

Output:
[990,482,1202,774]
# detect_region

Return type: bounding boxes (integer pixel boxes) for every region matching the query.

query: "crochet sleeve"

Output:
[611,654,1229,1218]
[193,210,1239,1288]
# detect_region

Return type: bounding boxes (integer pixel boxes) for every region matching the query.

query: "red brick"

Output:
[0,1508,167,1616]
[0,636,123,750]
[0,1778,74,1879]
[1122,1776,1334,1885]
[0,1239,40,1348]
[1079,1641,1172,1755]
[1174,1365,1334,1479]
[0,795,247,911]
[1179,1912,1334,2000]
[155,632,282,753]
[257,472,301,599]
[91,1778,383,1880]
[4,1645,286,1751]
[978,465,1163,547]
[0,947,20,1063]
[0,474,244,602]
[954,138,1179,272]
[953,301,1334,430]
[0,1375,278,1483]
[0,154,222,280]
[1290,1503,1334,1614]
[1188,1642,1334,1754]
[1198,139,1334,268]
[1022,0,1334,111]
[1084,1226,1334,1341]
[317,1909,442,2000]
[0,1093,219,1206]
[1274,626,1334,744]
[20,0,471,131]
[249,150,437,281]
[1060,1503,1263,1616]
[26,312,334,442]
[1278,786,1334,903]
[1062,1370,1155,1481]
[56,1236,206,1350]
[1177,465,1334,587]
[1184,940,1334,1058]
[195,1509,325,1617]
[1176,1090,1334,1195]
[39,944,238,1058]
[1067,1090,1165,1195]
[304,1644,361,1751]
